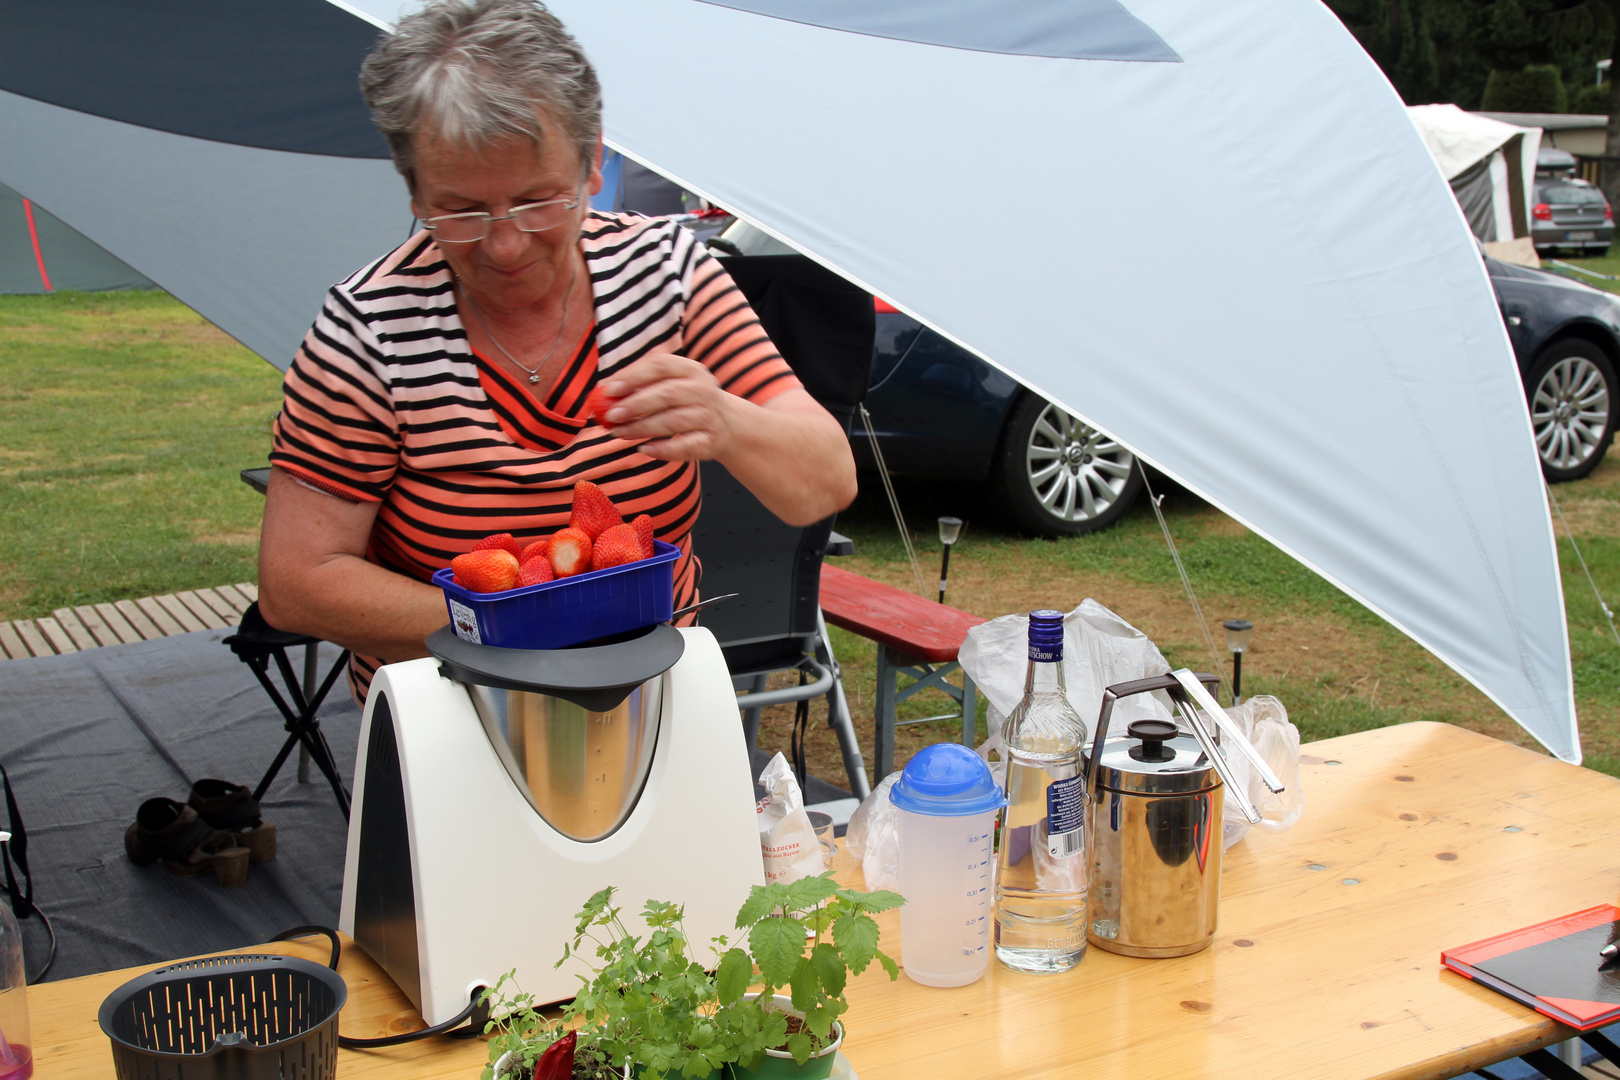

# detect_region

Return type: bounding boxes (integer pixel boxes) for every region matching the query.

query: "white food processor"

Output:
[338,622,763,1025]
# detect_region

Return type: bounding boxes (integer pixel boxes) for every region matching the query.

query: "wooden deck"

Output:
[0,583,257,660]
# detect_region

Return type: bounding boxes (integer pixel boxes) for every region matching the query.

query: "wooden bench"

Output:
[818,563,986,778]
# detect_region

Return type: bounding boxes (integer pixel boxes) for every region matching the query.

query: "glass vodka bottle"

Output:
[993,610,1089,974]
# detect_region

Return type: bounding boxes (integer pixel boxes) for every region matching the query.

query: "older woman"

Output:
[258,0,856,698]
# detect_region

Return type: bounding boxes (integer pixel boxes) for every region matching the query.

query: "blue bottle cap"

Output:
[1028,609,1063,662]
[888,743,1007,816]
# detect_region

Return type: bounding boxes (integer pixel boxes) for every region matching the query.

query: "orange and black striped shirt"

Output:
[270,211,801,697]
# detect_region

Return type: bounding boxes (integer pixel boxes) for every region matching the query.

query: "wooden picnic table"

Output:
[33,722,1613,1079]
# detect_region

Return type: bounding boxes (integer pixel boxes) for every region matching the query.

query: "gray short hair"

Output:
[360,0,601,191]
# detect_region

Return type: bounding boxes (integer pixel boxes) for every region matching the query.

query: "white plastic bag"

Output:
[756,753,827,884]
[1218,695,1304,850]
[963,600,1178,785]
[842,772,901,892]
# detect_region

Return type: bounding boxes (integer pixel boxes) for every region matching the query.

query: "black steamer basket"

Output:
[99,953,347,1080]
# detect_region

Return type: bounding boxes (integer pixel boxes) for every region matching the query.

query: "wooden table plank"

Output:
[34,617,76,654]
[151,594,206,634]
[0,623,28,659]
[174,590,228,630]
[839,723,1603,1080]
[117,599,170,639]
[50,608,100,652]
[91,602,144,645]
[13,621,53,657]
[27,724,1608,1080]
[236,581,259,603]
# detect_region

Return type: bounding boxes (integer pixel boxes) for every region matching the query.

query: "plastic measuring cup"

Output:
[890,743,1007,987]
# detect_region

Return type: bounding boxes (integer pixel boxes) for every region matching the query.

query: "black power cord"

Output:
[267,926,490,1047]
[0,765,55,984]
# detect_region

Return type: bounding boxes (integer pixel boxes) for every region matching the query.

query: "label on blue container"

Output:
[1046,774,1084,858]
[1028,642,1062,663]
[448,598,482,644]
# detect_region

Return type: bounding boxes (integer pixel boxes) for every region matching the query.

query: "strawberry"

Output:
[569,480,623,540]
[472,533,524,559]
[592,523,644,570]
[548,526,594,578]
[587,387,621,430]
[631,514,655,559]
[534,1032,577,1080]
[517,556,555,587]
[450,549,519,593]
[518,538,550,565]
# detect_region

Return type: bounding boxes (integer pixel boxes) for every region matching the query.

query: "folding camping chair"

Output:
[222,603,352,819]
[696,251,876,799]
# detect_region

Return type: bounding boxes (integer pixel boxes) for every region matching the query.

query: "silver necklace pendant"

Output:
[457,263,578,389]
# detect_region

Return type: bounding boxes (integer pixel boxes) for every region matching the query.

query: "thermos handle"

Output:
[1086,671,1219,799]
[1169,670,1287,795]
[1169,671,1264,825]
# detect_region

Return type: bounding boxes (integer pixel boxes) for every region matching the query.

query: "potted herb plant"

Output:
[714,873,903,1079]
[553,887,775,1079]
[481,975,618,1080]
[483,876,902,1080]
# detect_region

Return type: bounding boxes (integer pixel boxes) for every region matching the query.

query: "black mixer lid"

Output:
[426,623,686,711]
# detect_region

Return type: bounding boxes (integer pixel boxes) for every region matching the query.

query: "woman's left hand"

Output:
[596,350,856,526]
[597,351,737,461]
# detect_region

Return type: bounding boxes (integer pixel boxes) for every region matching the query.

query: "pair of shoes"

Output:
[187,779,277,864]
[124,799,250,887]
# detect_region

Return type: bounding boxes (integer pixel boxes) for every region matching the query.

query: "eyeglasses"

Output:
[421,192,582,243]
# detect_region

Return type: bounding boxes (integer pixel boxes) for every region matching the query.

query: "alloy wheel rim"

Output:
[1024,403,1134,522]
[1531,356,1610,471]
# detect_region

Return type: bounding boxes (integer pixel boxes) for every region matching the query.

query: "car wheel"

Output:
[992,394,1144,536]
[1592,247,1611,258]
[1528,338,1618,482]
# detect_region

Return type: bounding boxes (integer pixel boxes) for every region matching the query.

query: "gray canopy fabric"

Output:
[0,180,155,294]
[0,0,406,360]
[0,0,1581,761]
[0,87,410,365]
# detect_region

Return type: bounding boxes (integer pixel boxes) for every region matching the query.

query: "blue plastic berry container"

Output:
[433,540,679,650]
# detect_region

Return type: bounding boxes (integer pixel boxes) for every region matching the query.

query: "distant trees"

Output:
[1326,0,1615,112]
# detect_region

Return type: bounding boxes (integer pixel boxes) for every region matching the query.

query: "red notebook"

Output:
[1442,905,1620,1031]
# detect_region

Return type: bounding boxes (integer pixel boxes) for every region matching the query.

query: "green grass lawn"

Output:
[0,291,283,616]
[1539,248,1620,294]
[804,464,1620,784]
[4,288,1618,786]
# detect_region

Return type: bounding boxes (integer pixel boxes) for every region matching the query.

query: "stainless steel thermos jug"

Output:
[1083,671,1281,958]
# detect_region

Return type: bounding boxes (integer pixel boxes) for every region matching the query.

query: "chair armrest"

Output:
[240,467,271,496]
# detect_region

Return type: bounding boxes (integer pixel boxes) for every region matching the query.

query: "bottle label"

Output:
[1028,642,1061,663]
[1046,774,1084,858]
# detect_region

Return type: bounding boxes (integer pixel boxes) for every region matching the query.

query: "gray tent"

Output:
[0,179,154,293]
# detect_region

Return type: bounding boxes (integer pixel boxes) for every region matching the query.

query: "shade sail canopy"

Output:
[0,0,1579,761]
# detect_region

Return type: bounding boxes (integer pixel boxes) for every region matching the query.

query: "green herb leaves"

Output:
[484,874,905,1077]
[722,872,904,1064]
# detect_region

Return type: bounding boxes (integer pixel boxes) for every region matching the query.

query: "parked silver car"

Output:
[1531,175,1613,257]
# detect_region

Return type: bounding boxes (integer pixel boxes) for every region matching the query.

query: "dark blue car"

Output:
[712,221,1620,535]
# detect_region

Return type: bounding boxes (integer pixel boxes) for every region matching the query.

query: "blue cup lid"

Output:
[889,743,1006,816]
